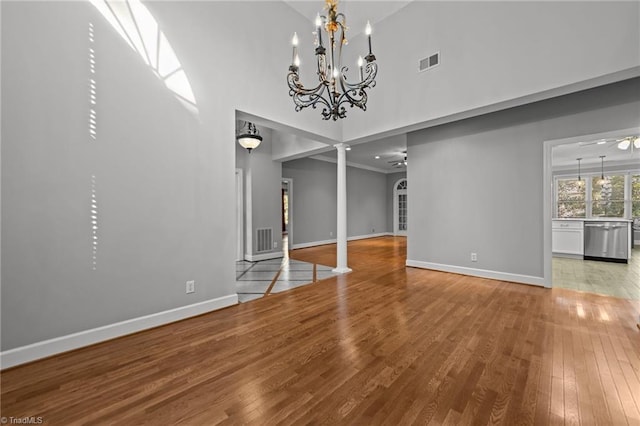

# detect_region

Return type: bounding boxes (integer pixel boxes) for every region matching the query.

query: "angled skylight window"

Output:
[89,0,198,114]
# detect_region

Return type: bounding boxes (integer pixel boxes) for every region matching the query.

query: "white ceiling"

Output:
[283,0,412,38]
[552,135,640,168]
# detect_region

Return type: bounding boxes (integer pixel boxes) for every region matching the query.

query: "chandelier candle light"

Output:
[287,0,378,121]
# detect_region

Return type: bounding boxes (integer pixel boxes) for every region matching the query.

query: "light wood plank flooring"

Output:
[2,237,639,425]
[553,248,640,300]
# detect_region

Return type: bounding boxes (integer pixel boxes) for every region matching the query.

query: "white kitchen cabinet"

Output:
[552,220,584,255]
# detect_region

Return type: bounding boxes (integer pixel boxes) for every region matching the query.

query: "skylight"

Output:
[89,0,198,114]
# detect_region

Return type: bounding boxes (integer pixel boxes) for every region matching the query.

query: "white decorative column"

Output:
[333,143,352,274]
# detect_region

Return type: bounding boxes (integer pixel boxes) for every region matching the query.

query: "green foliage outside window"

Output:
[633,175,640,218]
[557,179,585,218]
[556,173,640,218]
[591,175,625,217]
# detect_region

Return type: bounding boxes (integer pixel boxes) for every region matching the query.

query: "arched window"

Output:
[393,179,407,235]
[90,0,198,114]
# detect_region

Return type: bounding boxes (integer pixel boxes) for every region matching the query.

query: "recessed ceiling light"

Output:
[375,155,380,159]
[597,140,607,145]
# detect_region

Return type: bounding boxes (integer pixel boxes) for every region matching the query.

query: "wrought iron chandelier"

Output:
[287,0,377,121]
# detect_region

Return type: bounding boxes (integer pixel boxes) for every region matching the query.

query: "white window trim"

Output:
[554,169,640,219]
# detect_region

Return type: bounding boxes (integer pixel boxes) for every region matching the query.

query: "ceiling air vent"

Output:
[419,52,440,72]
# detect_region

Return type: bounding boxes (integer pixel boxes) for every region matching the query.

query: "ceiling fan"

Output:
[387,151,407,168]
[577,139,609,147]
[578,135,640,151]
[615,136,640,151]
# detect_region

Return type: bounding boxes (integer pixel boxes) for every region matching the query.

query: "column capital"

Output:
[333,143,350,151]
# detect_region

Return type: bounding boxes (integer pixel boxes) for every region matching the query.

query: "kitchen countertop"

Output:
[553,218,633,222]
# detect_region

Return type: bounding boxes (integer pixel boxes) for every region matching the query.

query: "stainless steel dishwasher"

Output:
[584,221,628,263]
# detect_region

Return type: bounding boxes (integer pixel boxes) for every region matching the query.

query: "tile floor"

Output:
[236,257,338,303]
[552,247,640,300]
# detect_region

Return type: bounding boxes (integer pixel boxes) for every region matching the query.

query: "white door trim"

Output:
[542,126,640,289]
[235,168,244,261]
[282,178,293,250]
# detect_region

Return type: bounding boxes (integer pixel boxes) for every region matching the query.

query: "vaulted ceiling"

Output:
[283,0,412,37]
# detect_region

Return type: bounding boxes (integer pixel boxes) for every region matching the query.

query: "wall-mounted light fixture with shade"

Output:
[236,121,262,153]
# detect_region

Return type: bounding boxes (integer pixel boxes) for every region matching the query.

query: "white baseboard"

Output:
[348,232,392,241]
[291,238,336,249]
[0,294,238,369]
[552,252,583,260]
[406,259,546,287]
[245,251,284,261]
[291,233,392,250]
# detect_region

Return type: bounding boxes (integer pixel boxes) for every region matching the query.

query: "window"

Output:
[633,175,640,218]
[555,171,640,218]
[398,193,407,231]
[591,175,625,218]
[556,178,586,218]
[394,179,407,235]
[90,0,198,114]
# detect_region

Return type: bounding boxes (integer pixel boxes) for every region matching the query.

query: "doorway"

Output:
[393,178,408,236]
[282,178,293,252]
[543,127,640,297]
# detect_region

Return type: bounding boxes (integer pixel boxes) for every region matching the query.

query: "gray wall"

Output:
[282,159,387,247]
[236,128,283,257]
[347,165,388,236]
[407,78,640,279]
[282,159,336,246]
[386,172,407,233]
[1,0,332,353]
[1,1,234,350]
[342,1,640,141]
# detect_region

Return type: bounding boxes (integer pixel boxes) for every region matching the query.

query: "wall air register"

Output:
[419,52,440,72]
[256,228,273,253]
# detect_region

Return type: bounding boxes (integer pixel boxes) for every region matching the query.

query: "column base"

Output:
[332,267,352,274]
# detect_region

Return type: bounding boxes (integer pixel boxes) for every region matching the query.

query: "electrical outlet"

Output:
[330,231,333,237]
[186,280,195,294]
[273,241,278,248]
[471,253,477,262]
[372,228,375,233]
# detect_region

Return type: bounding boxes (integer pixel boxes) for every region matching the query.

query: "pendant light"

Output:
[597,155,607,185]
[576,158,584,186]
[236,121,262,153]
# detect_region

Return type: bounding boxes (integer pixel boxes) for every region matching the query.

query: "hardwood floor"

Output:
[2,237,639,425]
